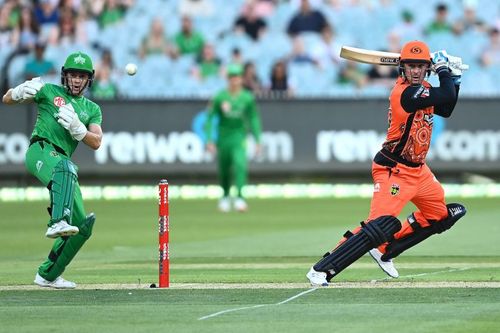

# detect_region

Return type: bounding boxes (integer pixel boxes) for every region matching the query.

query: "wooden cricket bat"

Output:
[340,46,400,66]
[340,46,469,70]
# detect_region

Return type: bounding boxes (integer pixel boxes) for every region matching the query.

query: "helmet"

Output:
[399,40,431,63]
[61,51,95,94]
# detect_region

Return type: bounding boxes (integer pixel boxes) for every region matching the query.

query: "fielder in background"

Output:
[204,63,262,212]
[307,41,466,286]
[2,52,103,289]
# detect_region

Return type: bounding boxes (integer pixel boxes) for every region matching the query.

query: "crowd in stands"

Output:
[1,0,500,99]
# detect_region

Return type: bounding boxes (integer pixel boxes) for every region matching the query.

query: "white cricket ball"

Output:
[125,63,137,76]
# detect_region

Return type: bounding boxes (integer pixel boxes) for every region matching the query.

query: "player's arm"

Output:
[82,123,102,150]
[400,70,456,117]
[2,78,44,104]
[248,97,262,143]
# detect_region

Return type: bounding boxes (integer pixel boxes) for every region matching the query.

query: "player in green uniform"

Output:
[205,64,262,212]
[2,51,103,289]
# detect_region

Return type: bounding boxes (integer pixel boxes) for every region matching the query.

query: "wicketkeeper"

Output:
[2,52,103,289]
[307,41,467,286]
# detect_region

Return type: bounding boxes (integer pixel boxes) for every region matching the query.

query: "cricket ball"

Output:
[125,63,137,76]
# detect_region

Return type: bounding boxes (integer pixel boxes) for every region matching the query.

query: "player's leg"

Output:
[381,165,466,261]
[37,184,96,284]
[44,159,80,238]
[233,140,248,212]
[24,143,78,237]
[217,143,232,212]
[307,215,402,285]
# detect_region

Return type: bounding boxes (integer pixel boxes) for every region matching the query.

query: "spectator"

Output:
[311,24,341,69]
[91,0,133,28]
[425,3,453,35]
[139,18,176,59]
[453,5,486,35]
[248,0,275,18]
[24,41,55,79]
[269,59,293,96]
[174,16,204,56]
[75,5,99,46]
[33,0,59,27]
[12,6,39,51]
[178,0,215,18]
[234,1,267,41]
[95,48,120,82]
[47,7,83,48]
[287,35,318,66]
[337,61,368,89]
[192,43,222,81]
[287,0,328,37]
[480,27,500,67]
[92,64,118,99]
[242,61,263,93]
[390,10,423,42]
[0,4,16,49]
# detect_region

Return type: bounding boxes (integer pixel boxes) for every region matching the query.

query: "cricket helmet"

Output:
[61,51,95,94]
[399,40,431,64]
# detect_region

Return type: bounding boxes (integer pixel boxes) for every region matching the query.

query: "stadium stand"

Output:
[1,0,500,98]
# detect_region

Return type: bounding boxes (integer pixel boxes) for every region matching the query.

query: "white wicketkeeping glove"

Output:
[57,103,87,141]
[11,77,44,102]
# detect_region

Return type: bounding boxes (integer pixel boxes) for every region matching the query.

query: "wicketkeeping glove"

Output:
[57,104,87,141]
[11,77,44,102]
[431,50,450,74]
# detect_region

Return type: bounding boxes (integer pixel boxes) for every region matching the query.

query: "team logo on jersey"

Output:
[36,160,43,172]
[79,110,89,122]
[53,96,66,107]
[390,184,400,196]
[50,151,59,157]
[221,101,231,114]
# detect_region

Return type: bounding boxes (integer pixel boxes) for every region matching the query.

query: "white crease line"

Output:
[199,288,317,320]
[373,267,471,282]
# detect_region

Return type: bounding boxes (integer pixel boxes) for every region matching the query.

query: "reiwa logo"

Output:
[74,55,86,64]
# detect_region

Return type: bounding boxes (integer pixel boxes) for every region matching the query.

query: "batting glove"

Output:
[431,50,450,74]
[57,104,87,141]
[11,77,44,102]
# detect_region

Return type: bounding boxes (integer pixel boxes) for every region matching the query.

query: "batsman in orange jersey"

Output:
[307,40,467,286]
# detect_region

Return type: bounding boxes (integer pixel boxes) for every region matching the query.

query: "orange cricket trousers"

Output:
[337,161,448,253]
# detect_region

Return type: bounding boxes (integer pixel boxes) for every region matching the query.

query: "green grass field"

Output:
[1,197,499,332]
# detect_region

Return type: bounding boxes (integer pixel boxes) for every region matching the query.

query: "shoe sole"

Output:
[45,229,79,239]
[34,281,76,289]
[369,252,399,278]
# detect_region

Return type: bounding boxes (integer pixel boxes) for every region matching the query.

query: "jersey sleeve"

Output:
[247,94,262,143]
[88,103,103,126]
[400,71,457,117]
[33,83,50,104]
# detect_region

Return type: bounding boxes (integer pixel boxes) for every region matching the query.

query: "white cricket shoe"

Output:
[34,273,76,289]
[218,197,231,212]
[306,267,329,287]
[45,220,79,238]
[369,248,399,278]
[234,198,248,212]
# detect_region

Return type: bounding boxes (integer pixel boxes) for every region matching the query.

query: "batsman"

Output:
[307,41,467,286]
[2,52,102,289]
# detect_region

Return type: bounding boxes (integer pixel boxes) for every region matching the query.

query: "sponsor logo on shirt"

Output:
[53,96,66,107]
[412,85,429,99]
[374,183,380,193]
[36,160,43,172]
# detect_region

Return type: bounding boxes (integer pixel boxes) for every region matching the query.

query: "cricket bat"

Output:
[340,46,469,70]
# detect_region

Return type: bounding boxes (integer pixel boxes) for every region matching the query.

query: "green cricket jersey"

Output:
[32,83,102,157]
[205,89,261,144]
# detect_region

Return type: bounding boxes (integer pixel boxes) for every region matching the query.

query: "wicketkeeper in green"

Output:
[2,52,103,289]
[205,63,262,212]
